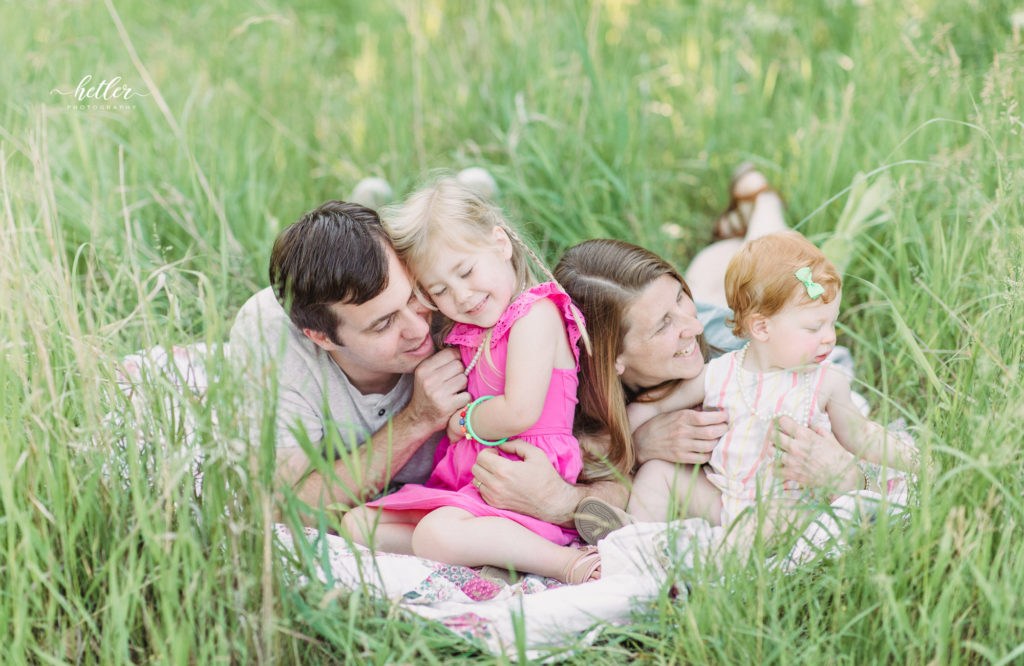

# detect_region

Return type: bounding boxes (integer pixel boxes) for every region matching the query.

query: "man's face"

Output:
[308,247,434,392]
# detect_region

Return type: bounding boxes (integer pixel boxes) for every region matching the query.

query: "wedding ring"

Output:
[473,478,482,489]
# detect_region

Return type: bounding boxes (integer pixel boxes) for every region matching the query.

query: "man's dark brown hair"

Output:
[269,200,391,344]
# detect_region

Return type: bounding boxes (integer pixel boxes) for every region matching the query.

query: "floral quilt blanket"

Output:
[115,343,914,659]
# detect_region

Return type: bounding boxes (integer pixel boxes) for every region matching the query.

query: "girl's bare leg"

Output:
[341,505,430,555]
[742,172,787,241]
[628,460,722,525]
[685,168,787,308]
[411,507,595,582]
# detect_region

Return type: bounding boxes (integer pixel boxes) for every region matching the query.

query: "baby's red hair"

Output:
[725,230,841,338]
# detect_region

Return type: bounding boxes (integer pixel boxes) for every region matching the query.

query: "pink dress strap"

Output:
[445,282,584,365]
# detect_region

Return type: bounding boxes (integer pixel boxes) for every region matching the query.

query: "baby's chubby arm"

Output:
[463,298,571,439]
[626,366,707,434]
[823,367,919,474]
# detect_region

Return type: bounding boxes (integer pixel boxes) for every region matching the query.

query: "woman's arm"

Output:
[631,407,729,465]
[626,368,708,433]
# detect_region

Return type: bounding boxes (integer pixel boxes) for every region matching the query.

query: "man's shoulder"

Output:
[232,287,285,331]
[229,287,311,366]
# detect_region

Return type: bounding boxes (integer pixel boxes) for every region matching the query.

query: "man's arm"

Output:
[277,410,436,510]
[470,440,629,528]
[471,406,731,525]
[281,349,468,513]
[771,416,863,496]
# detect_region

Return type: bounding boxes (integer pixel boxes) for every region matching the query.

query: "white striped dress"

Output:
[703,350,832,526]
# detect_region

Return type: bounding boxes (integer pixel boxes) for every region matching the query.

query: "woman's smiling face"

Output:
[616,275,705,391]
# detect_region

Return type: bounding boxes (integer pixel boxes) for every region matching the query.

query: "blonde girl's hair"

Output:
[554,239,709,481]
[383,175,591,356]
[725,230,842,338]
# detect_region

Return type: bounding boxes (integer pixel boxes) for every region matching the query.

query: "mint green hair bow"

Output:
[794,267,825,299]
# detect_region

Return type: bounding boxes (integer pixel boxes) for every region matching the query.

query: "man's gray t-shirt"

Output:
[229,287,438,486]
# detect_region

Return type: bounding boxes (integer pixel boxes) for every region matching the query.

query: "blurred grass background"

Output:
[1,0,1022,663]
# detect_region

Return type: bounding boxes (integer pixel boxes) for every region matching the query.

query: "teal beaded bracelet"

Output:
[458,395,508,447]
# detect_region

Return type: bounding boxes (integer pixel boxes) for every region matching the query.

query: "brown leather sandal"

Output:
[574,497,632,545]
[561,546,602,584]
[712,162,784,241]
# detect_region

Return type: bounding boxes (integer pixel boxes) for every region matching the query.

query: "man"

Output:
[230,201,468,512]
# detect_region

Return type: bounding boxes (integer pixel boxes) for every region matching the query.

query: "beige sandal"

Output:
[712,162,783,241]
[561,546,602,584]
[574,497,632,545]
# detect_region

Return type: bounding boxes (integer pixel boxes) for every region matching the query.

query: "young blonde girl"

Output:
[628,230,916,530]
[343,178,600,584]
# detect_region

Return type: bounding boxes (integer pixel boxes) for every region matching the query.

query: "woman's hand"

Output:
[632,408,729,465]
[771,415,862,494]
[470,440,583,527]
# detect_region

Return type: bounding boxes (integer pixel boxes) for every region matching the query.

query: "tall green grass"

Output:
[1,0,1021,662]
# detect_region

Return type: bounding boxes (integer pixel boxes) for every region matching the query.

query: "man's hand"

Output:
[771,415,860,494]
[470,440,582,526]
[403,348,470,435]
[632,408,728,465]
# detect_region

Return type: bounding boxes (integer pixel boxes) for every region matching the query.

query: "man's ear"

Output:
[303,328,337,351]
[748,314,770,342]
[492,225,514,260]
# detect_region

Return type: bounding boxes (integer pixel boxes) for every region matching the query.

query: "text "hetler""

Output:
[71,75,146,101]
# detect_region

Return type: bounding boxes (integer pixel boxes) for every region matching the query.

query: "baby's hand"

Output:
[446,408,465,443]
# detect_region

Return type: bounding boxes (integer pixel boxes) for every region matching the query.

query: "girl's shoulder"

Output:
[818,361,853,404]
[443,282,583,350]
[705,349,741,378]
[708,349,741,366]
[492,282,582,344]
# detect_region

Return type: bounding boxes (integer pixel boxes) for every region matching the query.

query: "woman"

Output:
[470,166,870,537]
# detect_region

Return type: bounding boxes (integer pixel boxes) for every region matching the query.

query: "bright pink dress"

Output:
[366,282,584,545]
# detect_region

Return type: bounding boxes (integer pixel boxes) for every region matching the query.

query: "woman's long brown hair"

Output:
[554,239,708,481]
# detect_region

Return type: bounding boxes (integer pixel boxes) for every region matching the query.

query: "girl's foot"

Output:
[574,497,633,544]
[712,163,779,240]
[561,545,602,584]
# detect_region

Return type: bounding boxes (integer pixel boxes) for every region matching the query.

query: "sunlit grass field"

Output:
[2,0,1022,663]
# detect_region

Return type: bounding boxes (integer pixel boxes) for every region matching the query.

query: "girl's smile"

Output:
[463,295,489,317]
[416,226,519,328]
